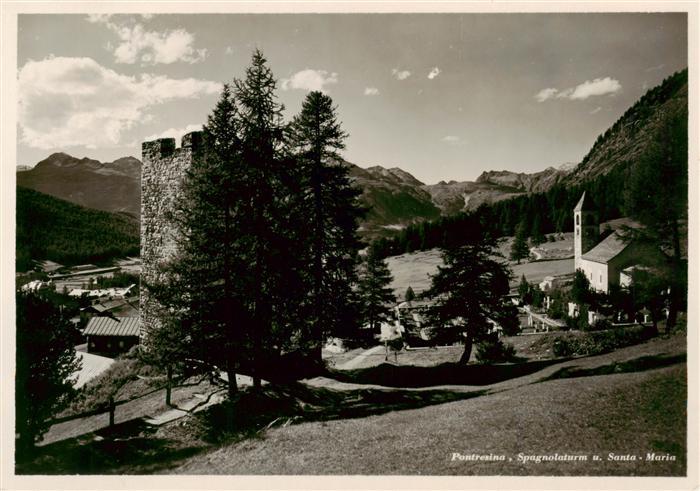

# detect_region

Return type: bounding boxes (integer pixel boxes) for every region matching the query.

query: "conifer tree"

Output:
[510,221,530,264]
[16,291,81,458]
[424,220,518,364]
[233,49,292,387]
[624,110,687,329]
[518,274,531,304]
[358,247,396,331]
[405,286,416,302]
[288,90,363,359]
[145,83,248,400]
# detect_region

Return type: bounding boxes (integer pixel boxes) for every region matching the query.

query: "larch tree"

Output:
[509,221,529,264]
[145,83,249,401]
[358,247,396,332]
[233,49,293,388]
[287,90,363,360]
[405,286,416,302]
[424,221,518,364]
[624,109,687,330]
[16,291,81,458]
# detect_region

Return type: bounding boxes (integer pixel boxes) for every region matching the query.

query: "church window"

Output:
[576,215,579,225]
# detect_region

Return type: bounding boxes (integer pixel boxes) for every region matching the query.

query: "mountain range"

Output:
[17,153,142,217]
[16,69,688,241]
[17,152,573,240]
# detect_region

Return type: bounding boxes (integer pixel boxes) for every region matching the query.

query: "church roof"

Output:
[574,191,596,212]
[580,231,631,264]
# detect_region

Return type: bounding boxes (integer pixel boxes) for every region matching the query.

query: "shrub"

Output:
[551,325,655,358]
[475,336,516,363]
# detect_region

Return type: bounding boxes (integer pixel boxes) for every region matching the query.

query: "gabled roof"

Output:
[84,317,140,337]
[574,191,596,212]
[580,231,630,264]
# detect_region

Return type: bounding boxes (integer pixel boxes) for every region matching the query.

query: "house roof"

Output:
[84,317,140,337]
[574,191,596,212]
[581,231,630,264]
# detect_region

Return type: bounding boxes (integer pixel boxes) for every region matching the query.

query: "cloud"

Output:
[392,68,411,81]
[534,87,559,102]
[645,63,665,72]
[86,13,113,24]
[441,135,466,146]
[87,14,206,65]
[567,77,622,100]
[145,123,202,142]
[225,46,234,55]
[18,56,221,149]
[534,77,622,102]
[364,87,379,96]
[281,69,338,92]
[590,106,602,115]
[427,67,441,80]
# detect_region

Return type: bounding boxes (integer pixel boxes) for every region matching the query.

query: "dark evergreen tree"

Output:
[288,90,363,358]
[518,274,530,304]
[510,221,529,264]
[530,214,546,246]
[624,110,687,330]
[424,224,518,364]
[629,268,668,333]
[358,248,396,331]
[404,286,416,302]
[16,291,81,458]
[571,269,593,306]
[145,83,248,401]
[233,49,291,388]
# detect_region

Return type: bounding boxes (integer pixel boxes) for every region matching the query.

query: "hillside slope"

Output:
[16,153,141,217]
[564,69,687,185]
[16,187,140,271]
[347,163,442,238]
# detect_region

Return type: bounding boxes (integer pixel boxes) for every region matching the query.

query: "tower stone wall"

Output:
[140,131,203,340]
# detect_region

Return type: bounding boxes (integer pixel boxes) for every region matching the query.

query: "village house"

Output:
[83,316,140,356]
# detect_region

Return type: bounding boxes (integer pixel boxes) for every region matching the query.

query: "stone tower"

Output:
[573,191,598,271]
[140,131,203,340]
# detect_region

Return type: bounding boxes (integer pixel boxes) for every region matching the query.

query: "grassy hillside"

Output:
[18,330,685,475]
[566,69,687,185]
[16,187,140,271]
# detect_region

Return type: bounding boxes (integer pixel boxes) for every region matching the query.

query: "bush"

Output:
[475,336,516,363]
[551,325,655,358]
[588,318,613,332]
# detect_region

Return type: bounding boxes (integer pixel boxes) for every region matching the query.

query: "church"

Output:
[573,192,656,294]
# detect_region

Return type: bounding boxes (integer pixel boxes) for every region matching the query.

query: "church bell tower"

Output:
[574,191,598,271]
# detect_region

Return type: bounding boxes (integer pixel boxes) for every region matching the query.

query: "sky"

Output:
[16,13,688,183]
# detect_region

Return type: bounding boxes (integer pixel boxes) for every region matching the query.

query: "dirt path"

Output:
[335,345,385,370]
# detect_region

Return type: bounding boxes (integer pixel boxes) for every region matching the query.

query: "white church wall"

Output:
[579,259,609,293]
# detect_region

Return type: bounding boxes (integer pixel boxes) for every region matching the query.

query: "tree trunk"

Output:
[666,219,683,332]
[226,359,238,401]
[165,365,173,406]
[312,142,325,364]
[459,336,473,365]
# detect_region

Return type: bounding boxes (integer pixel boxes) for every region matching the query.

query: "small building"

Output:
[574,192,660,294]
[83,317,140,356]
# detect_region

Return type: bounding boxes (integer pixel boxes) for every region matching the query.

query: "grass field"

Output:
[171,333,686,475]
[18,332,687,476]
[386,248,573,297]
